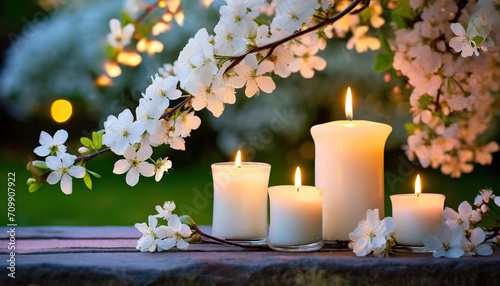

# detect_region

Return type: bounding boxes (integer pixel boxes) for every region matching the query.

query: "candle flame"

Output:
[295,167,301,192]
[235,150,242,168]
[415,174,421,197]
[345,87,353,121]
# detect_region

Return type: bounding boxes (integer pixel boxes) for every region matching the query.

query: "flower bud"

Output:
[27,178,37,185]
[78,147,90,154]
[384,73,392,83]
[481,204,490,213]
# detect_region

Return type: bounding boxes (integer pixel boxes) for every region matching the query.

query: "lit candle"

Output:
[212,151,271,243]
[268,167,325,251]
[390,175,445,246]
[310,87,392,240]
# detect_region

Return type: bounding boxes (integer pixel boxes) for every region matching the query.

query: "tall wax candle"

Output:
[390,175,445,246]
[212,151,271,242]
[310,88,392,240]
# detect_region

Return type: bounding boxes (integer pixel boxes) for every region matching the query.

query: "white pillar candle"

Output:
[268,167,325,251]
[390,175,445,246]
[310,88,392,241]
[212,151,270,241]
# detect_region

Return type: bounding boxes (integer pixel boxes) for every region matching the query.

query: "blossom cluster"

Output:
[393,0,500,178]
[135,201,195,252]
[348,209,396,257]
[423,190,498,258]
[30,0,387,192]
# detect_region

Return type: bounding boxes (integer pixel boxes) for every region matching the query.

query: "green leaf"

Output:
[391,12,407,29]
[83,172,92,190]
[121,12,134,26]
[33,161,49,169]
[405,123,416,136]
[80,137,94,150]
[179,215,196,227]
[394,0,414,19]
[29,182,43,193]
[379,34,393,55]
[92,131,103,150]
[374,54,394,72]
[447,78,453,95]
[472,36,484,47]
[87,170,101,178]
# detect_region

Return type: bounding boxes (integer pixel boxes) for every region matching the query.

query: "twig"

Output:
[221,0,367,74]
[74,148,111,164]
[194,227,268,249]
[135,1,161,25]
[159,96,193,120]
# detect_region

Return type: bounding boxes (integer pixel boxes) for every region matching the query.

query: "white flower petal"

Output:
[34,146,51,157]
[39,131,52,145]
[68,166,85,178]
[157,237,176,251]
[176,238,189,249]
[53,129,68,144]
[423,236,442,251]
[470,227,485,246]
[137,145,153,161]
[123,146,137,160]
[134,222,149,234]
[138,162,155,177]
[180,224,192,237]
[155,226,174,239]
[60,173,73,195]
[126,168,140,186]
[46,171,61,185]
[148,215,158,229]
[446,247,464,258]
[168,214,182,230]
[475,244,493,256]
[45,156,61,171]
[113,159,131,174]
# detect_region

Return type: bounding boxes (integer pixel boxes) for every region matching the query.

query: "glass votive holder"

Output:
[212,162,271,245]
[267,185,325,252]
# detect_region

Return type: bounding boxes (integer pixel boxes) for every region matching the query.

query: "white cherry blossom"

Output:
[289,38,327,79]
[135,98,164,135]
[423,223,464,258]
[185,71,235,117]
[155,157,173,182]
[348,209,395,257]
[156,214,192,251]
[155,201,176,220]
[260,45,293,78]
[461,227,493,256]
[144,74,182,109]
[113,145,155,186]
[45,154,85,195]
[474,188,495,206]
[232,54,276,97]
[107,19,135,48]
[449,23,478,57]
[171,111,202,138]
[34,129,68,157]
[135,215,172,252]
[443,201,482,230]
[102,109,143,155]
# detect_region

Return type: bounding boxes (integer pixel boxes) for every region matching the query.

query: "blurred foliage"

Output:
[0,0,499,226]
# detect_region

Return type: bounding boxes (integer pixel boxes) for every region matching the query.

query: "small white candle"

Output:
[268,167,324,250]
[311,87,392,240]
[390,175,445,246]
[212,151,271,241]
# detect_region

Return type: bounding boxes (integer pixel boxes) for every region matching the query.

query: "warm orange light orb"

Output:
[51,99,73,123]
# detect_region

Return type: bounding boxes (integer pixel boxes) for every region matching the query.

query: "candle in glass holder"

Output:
[268,167,325,252]
[390,175,445,246]
[212,151,271,244]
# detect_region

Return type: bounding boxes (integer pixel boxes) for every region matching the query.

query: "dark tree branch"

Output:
[159,96,193,120]
[74,148,111,164]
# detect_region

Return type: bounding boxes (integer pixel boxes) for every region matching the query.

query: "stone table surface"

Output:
[1,226,499,286]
